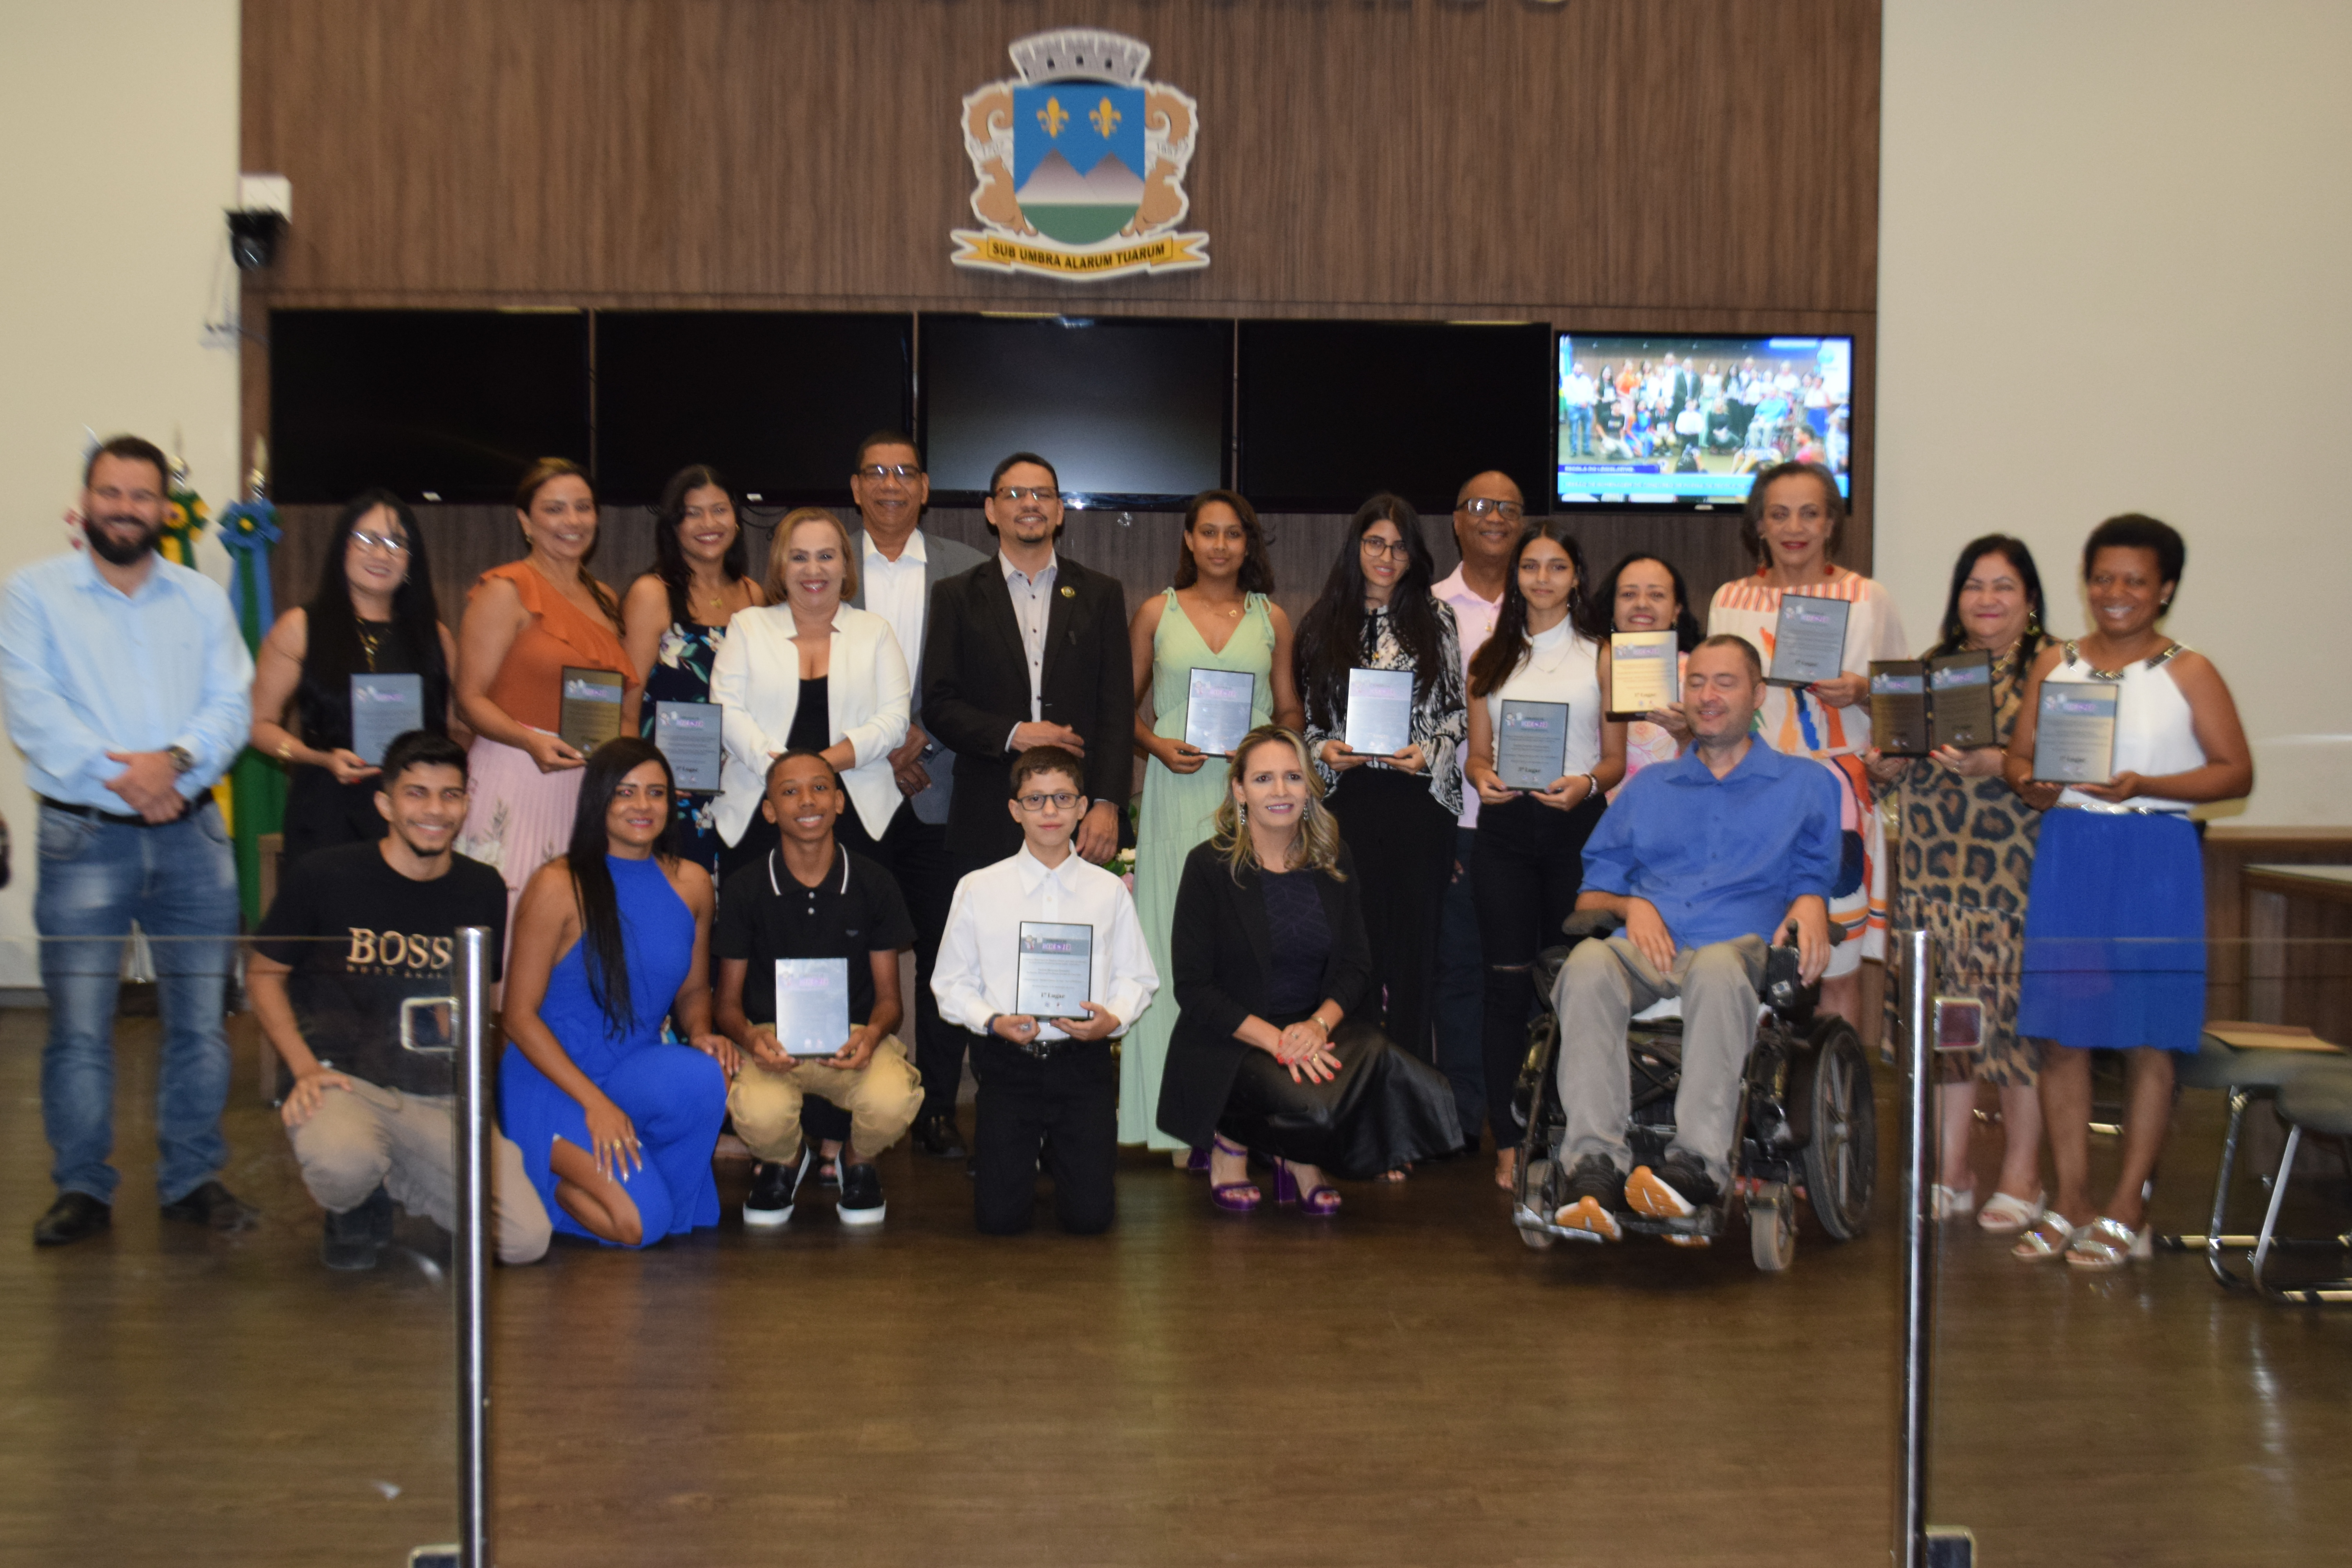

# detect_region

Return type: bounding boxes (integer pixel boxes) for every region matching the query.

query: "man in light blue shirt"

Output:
[0,435,256,1247]
[1548,634,1839,1240]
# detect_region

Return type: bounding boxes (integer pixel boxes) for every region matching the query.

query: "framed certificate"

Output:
[653,700,723,791]
[1607,631,1676,720]
[1767,593,1851,687]
[1496,700,1570,790]
[558,667,626,754]
[772,958,851,1057]
[2031,681,2118,784]
[1343,668,1415,757]
[1015,922,1093,1020]
[1928,652,1998,751]
[1183,668,1256,757]
[349,672,424,766]
[1869,661,1930,757]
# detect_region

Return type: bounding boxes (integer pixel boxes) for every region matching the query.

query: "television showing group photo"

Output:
[1554,332,1854,508]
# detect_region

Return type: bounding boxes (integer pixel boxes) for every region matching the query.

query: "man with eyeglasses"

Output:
[1430,472,1526,1158]
[842,431,986,1160]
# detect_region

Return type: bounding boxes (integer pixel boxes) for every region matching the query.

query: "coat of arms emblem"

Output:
[951,29,1209,281]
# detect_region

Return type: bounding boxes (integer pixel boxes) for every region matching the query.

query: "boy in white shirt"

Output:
[932,747,1157,1234]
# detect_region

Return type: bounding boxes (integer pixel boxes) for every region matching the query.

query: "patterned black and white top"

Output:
[1301,597,1468,817]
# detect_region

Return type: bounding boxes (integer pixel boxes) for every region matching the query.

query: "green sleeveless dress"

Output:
[1118,590,1278,1150]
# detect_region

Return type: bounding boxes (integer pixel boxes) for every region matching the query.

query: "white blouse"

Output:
[1481,619,1604,781]
[2052,642,2205,813]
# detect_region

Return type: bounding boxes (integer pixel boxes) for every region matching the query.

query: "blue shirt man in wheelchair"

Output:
[1551,633,1840,1239]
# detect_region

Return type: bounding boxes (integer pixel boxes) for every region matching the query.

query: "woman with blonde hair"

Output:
[1154,726,1461,1216]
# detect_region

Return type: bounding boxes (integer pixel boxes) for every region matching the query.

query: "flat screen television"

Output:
[270,309,592,505]
[918,315,1230,507]
[595,311,913,505]
[1235,320,1552,514]
[1555,332,1855,507]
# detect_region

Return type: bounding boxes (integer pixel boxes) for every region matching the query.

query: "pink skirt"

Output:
[457,735,586,932]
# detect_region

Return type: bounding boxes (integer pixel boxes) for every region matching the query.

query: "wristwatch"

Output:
[165,745,197,775]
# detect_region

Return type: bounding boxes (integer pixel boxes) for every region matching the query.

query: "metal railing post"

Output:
[1896,927,1935,1568]
[455,925,492,1568]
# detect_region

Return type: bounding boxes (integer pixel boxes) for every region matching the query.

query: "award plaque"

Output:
[349,672,425,766]
[1928,651,1998,750]
[653,700,723,791]
[1015,922,1094,1020]
[2031,681,2119,784]
[557,667,626,754]
[772,958,851,1057]
[1869,661,1930,757]
[1496,700,1570,791]
[1343,668,1416,757]
[1607,630,1677,720]
[1767,593,1851,687]
[1183,668,1256,757]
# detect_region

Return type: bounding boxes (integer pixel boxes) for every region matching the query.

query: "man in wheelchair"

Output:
[1550,634,1840,1240]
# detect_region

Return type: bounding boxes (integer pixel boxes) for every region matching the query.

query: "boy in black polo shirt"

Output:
[715,751,919,1227]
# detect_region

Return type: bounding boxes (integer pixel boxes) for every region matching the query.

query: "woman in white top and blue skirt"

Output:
[1462,521,1627,1188]
[2003,515,2252,1271]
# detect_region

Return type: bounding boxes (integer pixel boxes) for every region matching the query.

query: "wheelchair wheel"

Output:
[1516,1158,1558,1248]
[1801,1018,1877,1241]
[1749,1184,1796,1271]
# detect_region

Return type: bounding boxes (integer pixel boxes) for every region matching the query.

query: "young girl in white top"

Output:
[1463,521,1627,1187]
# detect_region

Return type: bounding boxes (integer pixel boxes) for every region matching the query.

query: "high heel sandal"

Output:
[1272,1158,1342,1217]
[1209,1136,1260,1212]
[2063,1215,2152,1271]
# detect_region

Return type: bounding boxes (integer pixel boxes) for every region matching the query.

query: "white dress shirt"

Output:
[861,529,930,682]
[1001,552,1058,724]
[933,846,1158,1042]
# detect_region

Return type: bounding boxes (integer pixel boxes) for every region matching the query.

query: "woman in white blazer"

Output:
[709,507,911,877]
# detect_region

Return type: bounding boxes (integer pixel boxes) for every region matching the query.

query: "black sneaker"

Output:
[913,1112,967,1159]
[838,1162,886,1227]
[32,1191,111,1248]
[322,1187,393,1271]
[160,1179,259,1233]
[743,1152,809,1230]
[1626,1151,1720,1219]
[1551,1154,1626,1242]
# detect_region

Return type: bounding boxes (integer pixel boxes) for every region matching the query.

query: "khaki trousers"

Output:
[287,1076,552,1265]
[728,1035,922,1165]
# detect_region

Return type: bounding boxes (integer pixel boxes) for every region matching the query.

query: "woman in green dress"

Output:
[1120,491,1305,1157]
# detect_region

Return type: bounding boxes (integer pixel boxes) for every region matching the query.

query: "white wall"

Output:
[0,3,243,978]
[1878,0,2352,824]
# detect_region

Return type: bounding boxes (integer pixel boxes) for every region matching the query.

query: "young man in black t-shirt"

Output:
[249,733,550,1269]
[714,751,920,1228]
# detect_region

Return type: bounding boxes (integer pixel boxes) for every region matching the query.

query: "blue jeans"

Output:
[1565,403,1595,456]
[34,800,240,1204]
[1432,826,1487,1143]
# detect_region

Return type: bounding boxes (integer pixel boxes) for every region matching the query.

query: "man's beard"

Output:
[83,515,160,566]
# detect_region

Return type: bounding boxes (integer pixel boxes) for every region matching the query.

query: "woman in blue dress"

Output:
[621,464,766,875]
[500,737,738,1247]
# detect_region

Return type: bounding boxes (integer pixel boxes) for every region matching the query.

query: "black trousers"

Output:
[969,1033,1116,1236]
[1327,768,1455,1063]
[1471,792,1606,1147]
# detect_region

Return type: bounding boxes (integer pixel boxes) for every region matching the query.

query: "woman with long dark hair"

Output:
[456,458,641,925]
[251,489,460,866]
[1462,520,1626,1186]
[1120,490,1305,1160]
[621,464,766,874]
[498,737,735,1249]
[1863,535,2054,1232]
[1591,550,1704,797]
[1294,494,1466,1089]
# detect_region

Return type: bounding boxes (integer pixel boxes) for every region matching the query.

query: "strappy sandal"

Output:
[2064,1215,2152,1271]
[1272,1158,1342,1216]
[1208,1136,1260,1212]
[2011,1212,2082,1262]
[1976,1189,2045,1235]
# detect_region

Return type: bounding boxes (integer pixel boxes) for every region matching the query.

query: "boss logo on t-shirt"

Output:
[346,929,456,973]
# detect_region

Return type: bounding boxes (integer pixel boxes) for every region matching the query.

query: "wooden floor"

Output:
[3,1013,2348,1567]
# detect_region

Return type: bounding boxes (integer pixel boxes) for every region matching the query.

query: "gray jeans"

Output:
[287,1077,551,1265]
[1552,934,1767,1186]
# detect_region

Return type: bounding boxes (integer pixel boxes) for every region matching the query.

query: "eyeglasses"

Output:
[994,486,1060,503]
[855,463,923,483]
[1014,791,1080,812]
[1457,498,1524,522]
[1359,537,1410,561]
[348,531,411,555]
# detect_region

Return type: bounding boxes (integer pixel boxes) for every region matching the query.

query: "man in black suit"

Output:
[922,450,1131,872]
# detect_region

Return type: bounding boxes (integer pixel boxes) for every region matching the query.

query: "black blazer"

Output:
[920,552,1132,865]
[1154,840,1376,1150]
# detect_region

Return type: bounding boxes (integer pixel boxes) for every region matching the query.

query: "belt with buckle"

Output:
[39,794,203,828]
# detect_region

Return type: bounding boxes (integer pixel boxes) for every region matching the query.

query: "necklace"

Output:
[356,618,386,672]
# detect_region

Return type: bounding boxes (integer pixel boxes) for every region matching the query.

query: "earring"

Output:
[1236,803,1248,824]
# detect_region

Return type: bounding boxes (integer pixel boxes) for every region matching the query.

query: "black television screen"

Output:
[270,309,591,505]
[918,315,1230,506]
[595,311,912,505]
[1236,321,1552,514]
[1555,332,1855,507]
